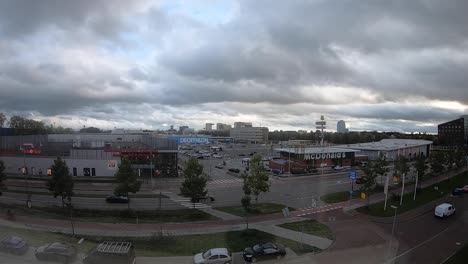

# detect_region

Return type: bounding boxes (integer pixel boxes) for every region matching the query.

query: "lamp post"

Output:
[388,205,398,257]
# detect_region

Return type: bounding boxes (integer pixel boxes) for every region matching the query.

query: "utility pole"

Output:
[400,173,405,206]
[413,171,419,201]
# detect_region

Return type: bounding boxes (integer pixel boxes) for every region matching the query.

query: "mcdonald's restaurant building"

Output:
[269,147,365,174]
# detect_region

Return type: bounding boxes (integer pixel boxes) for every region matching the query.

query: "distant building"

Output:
[438,115,467,147]
[178,126,189,133]
[230,127,268,143]
[216,123,232,131]
[234,122,253,128]
[205,123,214,131]
[182,128,195,135]
[337,120,348,133]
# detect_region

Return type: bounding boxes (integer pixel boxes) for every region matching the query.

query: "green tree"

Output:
[445,150,455,170]
[8,115,46,134]
[0,160,6,192]
[244,155,270,204]
[47,158,74,208]
[430,151,445,174]
[415,155,428,181]
[114,158,142,210]
[180,158,208,204]
[395,156,410,178]
[374,155,389,186]
[360,161,378,206]
[0,112,6,128]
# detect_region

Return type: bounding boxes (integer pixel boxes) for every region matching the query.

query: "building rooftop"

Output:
[275,147,360,154]
[338,139,432,151]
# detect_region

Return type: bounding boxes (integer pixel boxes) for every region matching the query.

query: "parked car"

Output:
[462,185,468,193]
[194,194,215,203]
[105,195,129,204]
[452,188,464,196]
[196,156,204,159]
[434,203,456,218]
[0,236,28,255]
[242,242,286,262]
[228,168,240,173]
[193,248,232,264]
[215,164,224,169]
[83,241,136,264]
[271,169,283,175]
[238,153,246,156]
[35,242,76,263]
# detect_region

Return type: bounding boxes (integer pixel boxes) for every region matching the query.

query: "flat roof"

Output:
[338,139,432,151]
[275,147,360,154]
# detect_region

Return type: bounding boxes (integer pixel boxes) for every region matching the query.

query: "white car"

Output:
[193,248,232,264]
[434,203,456,218]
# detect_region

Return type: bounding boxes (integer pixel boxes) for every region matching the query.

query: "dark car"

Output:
[83,241,136,264]
[228,168,240,173]
[106,195,130,204]
[243,242,286,262]
[0,236,28,255]
[35,242,76,263]
[238,153,246,156]
[452,188,464,196]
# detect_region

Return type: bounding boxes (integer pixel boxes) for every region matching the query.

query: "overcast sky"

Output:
[0,0,467,133]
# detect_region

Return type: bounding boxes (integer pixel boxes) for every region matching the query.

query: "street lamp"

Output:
[388,205,398,258]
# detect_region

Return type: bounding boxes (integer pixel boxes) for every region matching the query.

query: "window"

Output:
[208,255,219,260]
[91,168,96,176]
[73,168,77,176]
[83,168,91,176]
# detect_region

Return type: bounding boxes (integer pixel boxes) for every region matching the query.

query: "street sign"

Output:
[361,193,366,199]
[282,207,290,218]
[348,170,357,180]
[311,198,317,208]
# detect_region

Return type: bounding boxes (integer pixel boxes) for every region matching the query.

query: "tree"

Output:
[415,155,428,181]
[374,155,389,186]
[430,151,445,174]
[47,158,74,208]
[244,155,270,204]
[445,150,455,170]
[0,160,6,193]
[8,115,46,134]
[0,112,6,128]
[114,158,141,210]
[395,156,410,178]
[180,158,207,204]
[79,127,102,133]
[360,161,378,206]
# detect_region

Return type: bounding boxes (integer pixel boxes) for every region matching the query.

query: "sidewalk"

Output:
[342,167,467,212]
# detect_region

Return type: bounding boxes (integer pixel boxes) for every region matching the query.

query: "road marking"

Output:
[386,224,452,263]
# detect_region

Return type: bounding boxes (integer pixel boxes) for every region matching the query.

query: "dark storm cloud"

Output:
[0,0,467,132]
[159,0,468,105]
[0,0,144,38]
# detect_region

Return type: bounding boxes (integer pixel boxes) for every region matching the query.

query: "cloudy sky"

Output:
[0,0,467,133]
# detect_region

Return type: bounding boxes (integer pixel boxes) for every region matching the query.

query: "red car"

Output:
[462,185,468,193]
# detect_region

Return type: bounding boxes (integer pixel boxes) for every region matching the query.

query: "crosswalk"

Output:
[294,203,344,217]
[171,198,212,209]
[208,178,243,185]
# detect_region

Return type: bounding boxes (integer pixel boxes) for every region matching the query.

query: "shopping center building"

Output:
[0,132,178,177]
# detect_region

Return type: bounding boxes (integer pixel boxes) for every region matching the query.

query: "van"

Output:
[434,203,456,218]
[83,241,136,264]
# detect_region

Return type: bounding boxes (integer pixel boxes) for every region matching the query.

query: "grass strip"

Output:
[278,220,334,240]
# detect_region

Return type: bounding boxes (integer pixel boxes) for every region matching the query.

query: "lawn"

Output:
[1,204,217,223]
[215,203,291,217]
[444,243,468,264]
[0,225,320,257]
[278,220,334,240]
[356,172,468,217]
[127,229,321,257]
[320,184,399,204]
